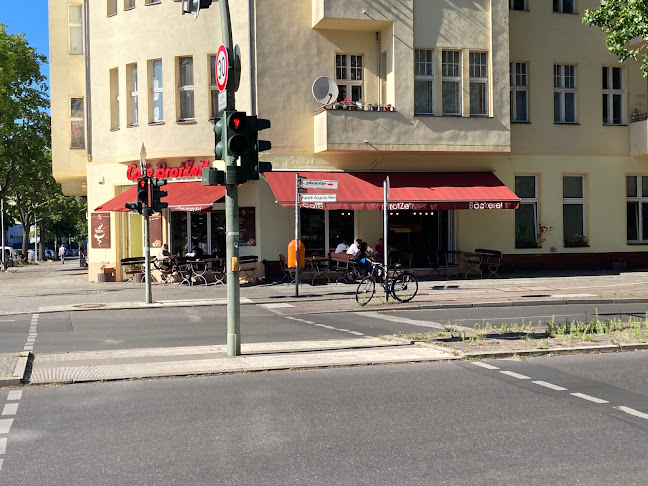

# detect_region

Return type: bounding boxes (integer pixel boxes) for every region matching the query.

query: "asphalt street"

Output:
[1,353,648,485]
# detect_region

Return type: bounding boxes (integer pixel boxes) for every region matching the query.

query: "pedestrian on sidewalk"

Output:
[58,244,66,264]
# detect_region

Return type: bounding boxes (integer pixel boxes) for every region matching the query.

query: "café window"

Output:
[626,175,648,243]
[515,175,538,248]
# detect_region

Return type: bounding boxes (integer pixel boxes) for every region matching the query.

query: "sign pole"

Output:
[383,177,390,300]
[295,173,300,297]
[143,208,152,304]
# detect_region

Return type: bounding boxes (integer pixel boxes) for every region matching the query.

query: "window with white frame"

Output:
[107,0,117,16]
[626,176,648,243]
[177,56,194,121]
[469,52,488,116]
[110,68,119,130]
[563,175,587,246]
[510,62,528,122]
[414,49,434,115]
[515,175,538,247]
[70,97,85,149]
[603,66,624,125]
[145,0,161,4]
[209,54,219,119]
[68,5,83,54]
[150,59,163,123]
[127,63,138,126]
[553,0,575,13]
[124,0,135,9]
[509,0,527,10]
[335,54,363,102]
[554,64,576,123]
[442,50,461,115]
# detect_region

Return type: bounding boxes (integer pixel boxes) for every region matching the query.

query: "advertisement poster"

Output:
[150,213,162,248]
[91,213,111,249]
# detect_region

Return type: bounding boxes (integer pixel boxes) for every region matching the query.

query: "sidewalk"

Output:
[2,261,648,386]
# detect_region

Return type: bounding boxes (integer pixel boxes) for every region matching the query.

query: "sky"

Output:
[0,0,50,94]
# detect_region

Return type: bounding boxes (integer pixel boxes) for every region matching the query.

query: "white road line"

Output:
[0,438,6,455]
[615,406,648,420]
[532,381,568,391]
[23,346,33,351]
[1,404,18,416]
[348,331,364,336]
[570,393,609,404]
[0,419,13,435]
[471,362,500,370]
[0,458,3,470]
[0,320,15,322]
[359,311,474,332]
[499,371,531,380]
[7,391,22,401]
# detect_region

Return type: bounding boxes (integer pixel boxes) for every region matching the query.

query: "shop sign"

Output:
[126,159,210,181]
[469,202,504,210]
[91,213,111,249]
[388,202,413,210]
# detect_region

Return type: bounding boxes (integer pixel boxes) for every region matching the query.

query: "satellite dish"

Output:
[312,77,339,105]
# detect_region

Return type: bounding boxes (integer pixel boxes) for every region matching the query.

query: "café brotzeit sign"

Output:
[126,159,210,180]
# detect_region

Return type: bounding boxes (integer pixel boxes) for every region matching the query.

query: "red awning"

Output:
[95,181,226,213]
[264,172,520,211]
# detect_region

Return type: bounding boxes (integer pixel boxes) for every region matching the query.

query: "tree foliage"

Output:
[583,1,648,77]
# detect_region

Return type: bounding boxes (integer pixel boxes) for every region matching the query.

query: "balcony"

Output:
[312,0,400,30]
[313,108,511,154]
[631,113,648,158]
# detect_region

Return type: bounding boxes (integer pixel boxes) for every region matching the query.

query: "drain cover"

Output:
[72,303,108,309]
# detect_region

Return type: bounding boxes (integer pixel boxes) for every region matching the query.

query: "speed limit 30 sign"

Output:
[216,44,228,92]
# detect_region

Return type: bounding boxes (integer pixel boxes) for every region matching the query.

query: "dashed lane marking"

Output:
[471,362,500,370]
[0,438,6,455]
[499,370,531,380]
[0,420,13,434]
[6,391,22,401]
[1,404,18,416]
[570,393,609,404]
[285,316,365,337]
[615,406,648,420]
[261,303,295,309]
[533,380,568,391]
[359,311,474,332]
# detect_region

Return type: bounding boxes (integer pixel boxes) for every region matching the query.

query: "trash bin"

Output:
[287,240,305,269]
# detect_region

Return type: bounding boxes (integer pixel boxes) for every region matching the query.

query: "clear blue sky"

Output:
[0,0,50,94]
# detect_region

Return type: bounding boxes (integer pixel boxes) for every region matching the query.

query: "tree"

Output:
[583,1,648,77]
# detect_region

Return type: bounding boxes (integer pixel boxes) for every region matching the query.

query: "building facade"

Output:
[49,0,648,281]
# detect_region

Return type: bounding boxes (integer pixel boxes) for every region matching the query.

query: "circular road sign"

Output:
[216,45,228,92]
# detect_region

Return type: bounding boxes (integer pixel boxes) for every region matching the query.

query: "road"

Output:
[1,352,647,485]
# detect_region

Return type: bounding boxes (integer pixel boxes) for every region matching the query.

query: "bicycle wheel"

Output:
[391,272,418,303]
[356,277,376,306]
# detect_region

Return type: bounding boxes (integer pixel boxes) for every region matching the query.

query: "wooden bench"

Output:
[120,257,146,285]
[329,251,362,282]
[239,255,260,282]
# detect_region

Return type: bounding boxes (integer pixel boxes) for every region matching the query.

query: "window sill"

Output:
[148,121,165,126]
[107,13,117,18]
[124,7,135,11]
[414,113,435,117]
[516,243,540,249]
[177,119,197,125]
[564,243,589,248]
[70,146,85,150]
[127,124,139,128]
[511,120,531,124]
[109,127,120,132]
[554,122,580,125]
[603,123,627,127]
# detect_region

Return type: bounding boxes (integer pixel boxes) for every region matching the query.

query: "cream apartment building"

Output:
[49,0,648,281]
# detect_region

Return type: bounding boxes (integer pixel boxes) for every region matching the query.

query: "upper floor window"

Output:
[107,0,117,16]
[554,64,576,123]
[68,5,83,54]
[178,56,195,121]
[209,54,220,119]
[110,68,119,130]
[145,0,161,4]
[469,52,488,116]
[603,66,624,125]
[70,98,85,149]
[442,50,461,115]
[414,49,433,115]
[509,0,527,10]
[515,175,538,248]
[510,62,528,122]
[627,175,648,243]
[563,175,587,247]
[127,63,138,126]
[124,0,135,9]
[553,0,575,13]
[149,59,163,123]
[336,54,363,102]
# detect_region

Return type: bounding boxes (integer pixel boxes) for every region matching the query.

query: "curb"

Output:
[0,352,29,387]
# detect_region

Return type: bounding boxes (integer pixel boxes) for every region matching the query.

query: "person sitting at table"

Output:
[155,244,172,281]
[352,242,371,276]
[186,241,205,259]
[334,239,350,253]
[374,238,397,263]
[346,238,362,256]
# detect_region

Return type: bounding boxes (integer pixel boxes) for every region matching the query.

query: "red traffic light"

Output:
[232,116,241,130]
[138,179,147,188]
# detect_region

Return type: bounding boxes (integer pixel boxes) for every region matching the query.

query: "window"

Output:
[603,66,624,125]
[626,176,648,243]
[209,54,219,119]
[515,176,538,248]
[414,49,434,115]
[110,68,119,130]
[509,0,526,10]
[150,59,163,123]
[127,63,138,126]
[510,62,528,122]
[177,56,194,121]
[68,5,83,54]
[107,0,117,16]
[70,98,85,149]
[553,0,575,13]
[124,0,135,9]
[145,0,161,4]
[442,50,461,115]
[563,176,586,246]
[554,64,576,123]
[469,52,488,116]
[335,54,363,102]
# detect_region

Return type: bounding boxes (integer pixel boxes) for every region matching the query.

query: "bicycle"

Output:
[355,260,418,306]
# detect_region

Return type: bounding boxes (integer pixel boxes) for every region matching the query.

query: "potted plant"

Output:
[565,233,588,247]
[339,98,354,110]
[97,262,116,282]
[537,224,553,247]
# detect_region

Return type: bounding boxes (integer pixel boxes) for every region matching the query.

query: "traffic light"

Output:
[226,111,249,158]
[202,167,226,186]
[241,116,272,181]
[150,178,168,213]
[182,0,212,14]
[214,115,226,161]
[137,177,149,206]
[125,201,142,214]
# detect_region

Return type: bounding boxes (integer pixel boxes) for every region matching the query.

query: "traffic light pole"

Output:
[143,207,153,304]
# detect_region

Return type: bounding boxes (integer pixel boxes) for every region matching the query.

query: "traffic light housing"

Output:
[137,177,149,206]
[226,111,249,157]
[214,116,226,161]
[241,116,272,181]
[150,178,168,212]
[125,201,142,214]
[202,167,226,186]
[182,0,212,14]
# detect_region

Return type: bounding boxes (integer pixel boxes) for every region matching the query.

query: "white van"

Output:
[0,247,18,267]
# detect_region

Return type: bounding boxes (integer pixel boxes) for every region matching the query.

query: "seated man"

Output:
[352,242,371,276]
[335,239,350,253]
[375,238,397,263]
[346,238,362,256]
[186,241,205,259]
[155,244,172,280]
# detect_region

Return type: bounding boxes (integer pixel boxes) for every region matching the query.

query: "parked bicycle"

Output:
[355,260,418,306]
